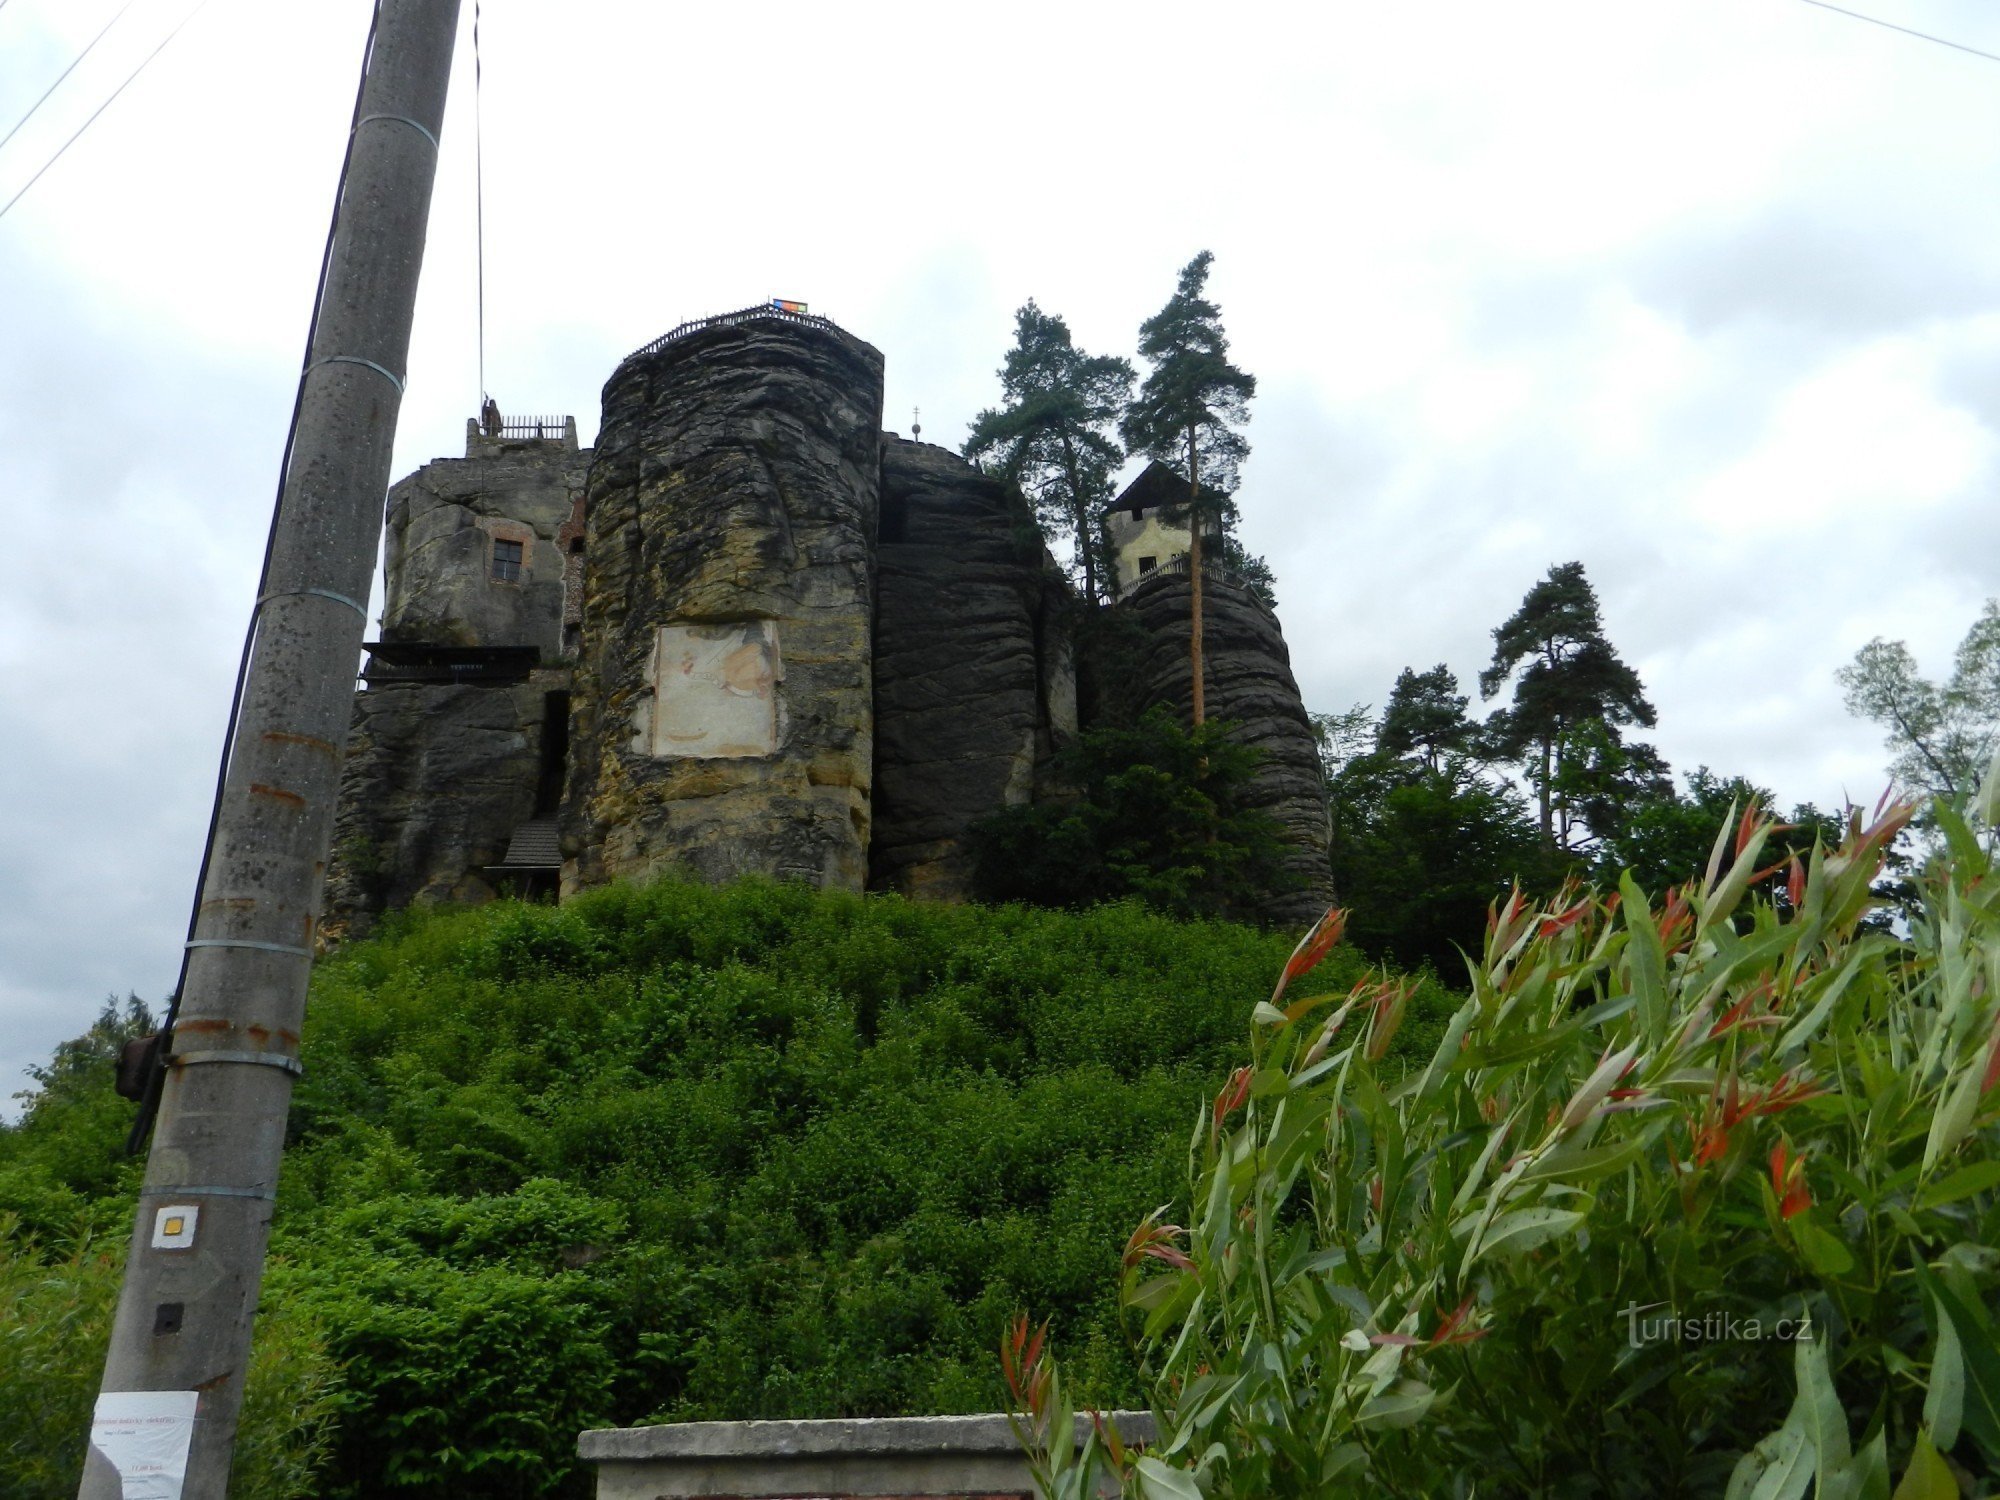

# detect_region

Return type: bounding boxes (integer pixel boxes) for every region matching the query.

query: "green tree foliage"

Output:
[1480,561,1660,848]
[1217,532,1278,610]
[1020,795,2000,1499]
[1378,664,1478,773]
[1594,766,1842,908]
[1547,717,1673,851]
[0,884,1455,1498]
[1121,252,1257,724]
[1322,660,1843,974]
[1121,252,1256,503]
[1840,598,2000,821]
[1332,759,1562,977]
[1320,678,1565,975]
[963,301,1136,605]
[1,996,155,1226]
[971,710,1299,923]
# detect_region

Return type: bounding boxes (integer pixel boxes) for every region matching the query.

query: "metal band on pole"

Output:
[137,1184,279,1203]
[307,353,406,392]
[170,1052,304,1077]
[258,586,369,622]
[183,938,312,958]
[356,111,439,150]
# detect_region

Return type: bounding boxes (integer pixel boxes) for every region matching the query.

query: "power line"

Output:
[474,0,486,405]
[0,0,141,161]
[1797,0,2000,67]
[0,0,213,225]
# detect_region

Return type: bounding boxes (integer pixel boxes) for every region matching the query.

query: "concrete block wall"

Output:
[577,1412,1152,1499]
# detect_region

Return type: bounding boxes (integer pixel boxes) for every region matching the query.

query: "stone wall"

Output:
[578,1413,1148,1499]
[563,318,886,896]
[1116,569,1334,926]
[383,431,591,657]
[869,437,1076,900]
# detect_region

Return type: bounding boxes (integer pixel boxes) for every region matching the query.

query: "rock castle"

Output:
[323,306,1331,937]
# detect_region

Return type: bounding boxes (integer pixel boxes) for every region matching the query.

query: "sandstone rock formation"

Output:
[323,309,1332,941]
[869,436,1078,899]
[383,428,590,656]
[1116,569,1334,925]
[563,317,886,895]
[323,430,587,940]
[321,678,554,942]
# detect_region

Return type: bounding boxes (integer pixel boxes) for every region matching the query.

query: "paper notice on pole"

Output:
[89,1391,199,1499]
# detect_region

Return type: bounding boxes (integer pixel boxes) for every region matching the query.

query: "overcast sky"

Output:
[5,0,1999,1106]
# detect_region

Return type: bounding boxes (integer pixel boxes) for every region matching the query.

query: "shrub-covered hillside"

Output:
[0,879,1449,1498]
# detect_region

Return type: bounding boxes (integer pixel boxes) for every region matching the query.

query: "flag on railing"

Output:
[772,298,808,314]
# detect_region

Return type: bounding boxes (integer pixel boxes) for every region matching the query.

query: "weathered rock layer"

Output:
[322,679,551,942]
[1119,571,1334,925]
[870,437,1077,899]
[323,313,1334,939]
[383,434,589,655]
[564,319,886,895]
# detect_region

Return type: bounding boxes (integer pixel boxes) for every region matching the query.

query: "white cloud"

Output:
[8,0,2000,1107]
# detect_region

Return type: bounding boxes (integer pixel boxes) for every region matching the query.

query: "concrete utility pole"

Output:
[81,1,459,1493]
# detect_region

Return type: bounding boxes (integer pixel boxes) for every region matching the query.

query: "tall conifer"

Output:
[1479,562,1658,847]
[964,302,1135,605]
[1121,252,1257,726]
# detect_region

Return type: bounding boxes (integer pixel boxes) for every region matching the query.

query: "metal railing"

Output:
[1144,553,1276,613]
[628,304,840,361]
[493,414,570,441]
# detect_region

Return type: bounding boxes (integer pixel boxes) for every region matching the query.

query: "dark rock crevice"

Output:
[869,437,1074,900]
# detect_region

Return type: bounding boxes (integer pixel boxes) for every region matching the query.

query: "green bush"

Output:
[0,1216,339,1499]
[2,879,1449,1497]
[1017,797,2000,1497]
[281,1251,614,1499]
[971,709,1301,922]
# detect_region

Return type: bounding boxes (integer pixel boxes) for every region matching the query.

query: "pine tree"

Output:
[1378,665,1477,774]
[1479,562,1659,848]
[964,302,1135,605]
[1316,698,1563,973]
[1121,252,1257,725]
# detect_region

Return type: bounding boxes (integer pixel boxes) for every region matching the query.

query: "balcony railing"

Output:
[1142,553,1276,614]
[628,304,839,361]
[493,414,570,441]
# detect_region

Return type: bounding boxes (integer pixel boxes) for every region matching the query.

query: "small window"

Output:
[1138,556,1158,574]
[492,538,523,582]
[568,537,584,554]
[1131,506,1143,522]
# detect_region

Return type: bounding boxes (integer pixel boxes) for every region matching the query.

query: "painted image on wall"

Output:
[643,620,782,758]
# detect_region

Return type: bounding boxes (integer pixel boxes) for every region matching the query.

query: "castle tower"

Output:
[1101,461,1221,599]
[320,415,589,940]
[562,308,886,894]
[381,414,587,654]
